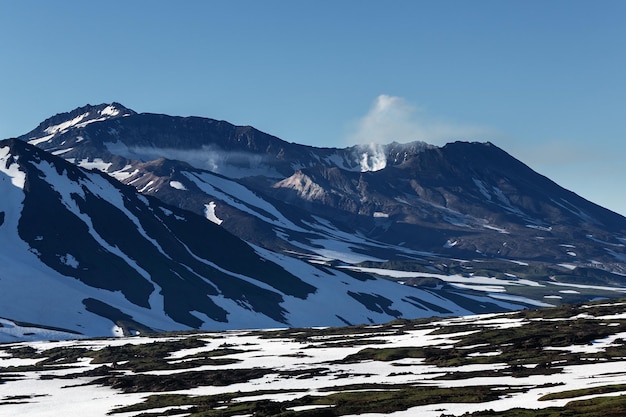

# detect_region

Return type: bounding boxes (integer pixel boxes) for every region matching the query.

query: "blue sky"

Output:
[1,1,625,215]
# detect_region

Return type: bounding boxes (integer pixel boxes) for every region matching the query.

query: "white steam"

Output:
[346,94,496,146]
[358,143,387,172]
[104,142,281,179]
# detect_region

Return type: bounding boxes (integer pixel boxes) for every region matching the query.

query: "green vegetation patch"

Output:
[339,346,426,363]
[0,346,90,373]
[88,338,243,371]
[461,393,626,416]
[110,384,526,416]
[0,338,246,377]
[254,321,417,344]
[111,390,308,415]
[312,385,522,415]
[539,384,626,401]
[93,367,273,393]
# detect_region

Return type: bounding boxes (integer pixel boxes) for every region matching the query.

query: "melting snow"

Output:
[109,166,137,181]
[76,158,112,172]
[549,281,626,293]
[526,224,553,231]
[43,112,89,135]
[59,253,79,268]
[487,293,554,307]
[472,178,492,201]
[203,202,223,225]
[483,224,509,234]
[344,267,544,288]
[100,105,120,117]
[169,180,187,190]
[27,134,54,146]
[0,146,26,189]
[139,180,155,193]
[51,147,74,155]
[3,307,625,417]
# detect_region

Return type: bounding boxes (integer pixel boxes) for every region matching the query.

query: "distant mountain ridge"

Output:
[3,102,626,340]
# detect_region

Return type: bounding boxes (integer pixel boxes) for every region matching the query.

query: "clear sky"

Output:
[1,1,625,215]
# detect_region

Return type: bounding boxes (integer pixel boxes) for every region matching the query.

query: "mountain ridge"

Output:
[3,103,626,340]
[4,137,515,340]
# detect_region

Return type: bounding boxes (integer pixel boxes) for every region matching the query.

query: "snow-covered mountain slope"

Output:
[4,138,553,340]
[10,104,626,331]
[23,102,134,147]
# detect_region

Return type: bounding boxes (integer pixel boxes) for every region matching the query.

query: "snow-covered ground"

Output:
[2,300,626,417]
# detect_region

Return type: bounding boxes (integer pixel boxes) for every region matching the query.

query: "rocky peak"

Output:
[21,103,135,146]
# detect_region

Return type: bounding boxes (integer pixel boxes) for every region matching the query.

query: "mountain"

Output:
[4,103,626,338]
[1,137,526,341]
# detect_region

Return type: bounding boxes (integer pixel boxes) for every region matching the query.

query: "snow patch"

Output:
[76,158,112,172]
[139,180,155,193]
[28,134,54,146]
[343,267,544,289]
[483,224,509,234]
[43,112,89,135]
[100,105,121,117]
[159,207,174,216]
[52,147,74,155]
[59,253,79,268]
[488,293,554,308]
[204,202,223,225]
[0,146,26,189]
[472,178,492,201]
[526,224,553,232]
[586,235,625,247]
[109,166,137,181]
[169,181,187,190]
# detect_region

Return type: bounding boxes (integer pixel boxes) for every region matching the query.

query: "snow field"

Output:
[2,302,626,417]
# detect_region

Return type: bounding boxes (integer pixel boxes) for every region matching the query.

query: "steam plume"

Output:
[346,94,495,146]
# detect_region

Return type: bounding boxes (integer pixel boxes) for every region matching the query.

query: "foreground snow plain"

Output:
[2,299,626,416]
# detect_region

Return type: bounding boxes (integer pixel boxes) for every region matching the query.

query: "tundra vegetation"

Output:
[1,298,626,416]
